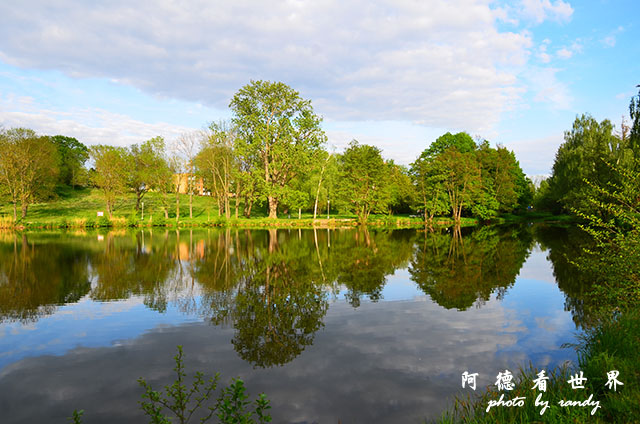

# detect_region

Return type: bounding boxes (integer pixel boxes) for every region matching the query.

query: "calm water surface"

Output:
[0,225,593,423]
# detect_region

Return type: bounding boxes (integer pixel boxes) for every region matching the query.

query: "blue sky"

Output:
[0,0,638,176]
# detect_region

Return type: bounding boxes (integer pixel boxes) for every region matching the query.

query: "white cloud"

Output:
[0,94,194,146]
[519,0,574,24]
[556,48,572,59]
[0,0,539,133]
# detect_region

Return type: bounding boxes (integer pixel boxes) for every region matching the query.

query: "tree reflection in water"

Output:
[0,224,598,366]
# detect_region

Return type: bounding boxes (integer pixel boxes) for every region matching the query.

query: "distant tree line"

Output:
[1,80,536,222]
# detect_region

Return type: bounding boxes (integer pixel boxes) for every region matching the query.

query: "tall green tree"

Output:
[545,114,631,214]
[129,136,170,212]
[230,80,326,218]
[410,150,449,223]
[50,135,89,188]
[90,145,130,218]
[337,140,391,223]
[435,147,483,222]
[0,128,59,219]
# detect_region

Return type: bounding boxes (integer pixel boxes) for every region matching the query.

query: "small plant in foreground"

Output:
[70,346,271,424]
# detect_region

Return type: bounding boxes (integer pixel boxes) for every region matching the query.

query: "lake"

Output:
[0,224,593,423]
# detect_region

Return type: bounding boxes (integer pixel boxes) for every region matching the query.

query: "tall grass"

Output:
[435,309,640,423]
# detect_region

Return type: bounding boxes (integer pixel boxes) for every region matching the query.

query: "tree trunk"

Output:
[268,196,278,219]
[21,202,28,219]
[298,208,301,219]
[12,202,17,221]
[175,193,180,222]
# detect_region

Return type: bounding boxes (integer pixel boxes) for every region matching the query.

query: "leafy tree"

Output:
[424,132,476,157]
[386,161,415,214]
[545,114,630,215]
[129,136,170,212]
[196,122,236,218]
[410,150,449,223]
[90,145,130,218]
[337,140,391,223]
[435,147,482,222]
[230,80,326,218]
[0,128,59,219]
[50,135,89,188]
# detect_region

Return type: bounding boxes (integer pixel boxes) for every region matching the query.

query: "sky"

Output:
[0,0,638,176]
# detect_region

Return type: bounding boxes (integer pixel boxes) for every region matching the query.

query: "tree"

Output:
[140,137,173,219]
[337,140,391,223]
[50,135,89,189]
[196,121,236,218]
[230,80,326,218]
[545,114,631,215]
[90,145,130,218]
[174,132,201,219]
[424,132,476,157]
[386,161,415,214]
[436,147,483,222]
[411,149,449,223]
[0,128,59,219]
[129,137,170,212]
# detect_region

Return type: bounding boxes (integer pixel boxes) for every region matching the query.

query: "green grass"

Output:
[434,309,640,423]
[0,188,567,230]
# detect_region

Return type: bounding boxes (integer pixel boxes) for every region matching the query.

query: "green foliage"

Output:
[425,132,476,156]
[50,135,89,188]
[137,346,271,424]
[97,216,112,227]
[437,310,640,423]
[336,140,391,223]
[217,379,272,424]
[572,160,640,310]
[543,114,631,215]
[90,145,131,218]
[0,127,60,219]
[230,80,326,218]
[129,136,172,212]
[69,409,84,424]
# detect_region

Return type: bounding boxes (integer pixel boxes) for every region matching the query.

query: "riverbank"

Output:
[0,187,570,230]
[435,308,640,423]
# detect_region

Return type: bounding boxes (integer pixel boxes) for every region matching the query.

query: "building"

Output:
[173,173,207,195]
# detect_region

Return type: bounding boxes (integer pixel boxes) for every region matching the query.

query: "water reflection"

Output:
[0,226,597,359]
[409,225,533,310]
[0,225,596,423]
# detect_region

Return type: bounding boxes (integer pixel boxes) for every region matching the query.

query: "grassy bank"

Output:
[436,309,640,423]
[0,188,569,230]
[0,187,479,229]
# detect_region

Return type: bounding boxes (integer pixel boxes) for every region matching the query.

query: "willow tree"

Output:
[230,80,326,218]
